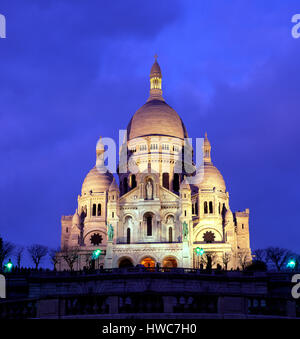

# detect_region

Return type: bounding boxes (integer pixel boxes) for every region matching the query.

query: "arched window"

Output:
[195,202,198,216]
[173,173,180,192]
[131,175,137,189]
[204,202,208,214]
[97,203,101,216]
[169,227,173,243]
[92,204,97,216]
[209,201,213,214]
[147,216,152,236]
[163,173,169,189]
[127,228,131,244]
[218,202,221,214]
[123,177,128,193]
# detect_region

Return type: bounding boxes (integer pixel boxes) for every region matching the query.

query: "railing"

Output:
[0,298,37,319]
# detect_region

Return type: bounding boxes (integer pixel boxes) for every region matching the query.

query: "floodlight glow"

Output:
[195,247,204,256]
[92,249,102,260]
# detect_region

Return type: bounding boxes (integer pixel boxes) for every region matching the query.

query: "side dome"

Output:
[197,163,226,192]
[195,133,226,192]
[127,99,188,140]
[72,209,80,226]
[81,136,114,195]
[81,167,114,194]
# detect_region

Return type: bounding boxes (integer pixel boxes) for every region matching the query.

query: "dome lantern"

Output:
[149,54,163,101]
[203,132,212,163]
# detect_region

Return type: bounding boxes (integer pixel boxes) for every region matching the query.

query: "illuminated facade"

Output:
[58,57,251,270]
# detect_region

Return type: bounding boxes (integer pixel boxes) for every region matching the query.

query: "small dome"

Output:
[109,177,119,192]
[72,210,80,226]
[81,166,114,194]
[180,176,190,190]
[196,163,226,192]
[127,99,188,140]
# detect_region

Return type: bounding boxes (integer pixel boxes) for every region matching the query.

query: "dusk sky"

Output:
[1,1,300,266]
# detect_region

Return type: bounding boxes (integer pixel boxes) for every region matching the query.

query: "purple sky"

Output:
[1,1,300,266]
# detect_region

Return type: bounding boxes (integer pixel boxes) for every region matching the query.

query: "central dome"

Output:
[127,57,188,141]
[127,99,188,140]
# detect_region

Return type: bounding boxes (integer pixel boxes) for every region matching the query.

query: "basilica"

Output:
[58,58,251,271]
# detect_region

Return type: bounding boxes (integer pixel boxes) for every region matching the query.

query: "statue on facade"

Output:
[146,180,153,200]
[182,221,188,240]
[107,224,114,241]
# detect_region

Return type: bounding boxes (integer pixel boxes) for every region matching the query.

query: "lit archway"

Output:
[141,257,155,268]
[119,257,134,268]
[163,257,178,268]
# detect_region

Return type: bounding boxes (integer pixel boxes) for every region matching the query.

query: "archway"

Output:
[119,257,134,268]
[163,257,178,268]
[141,257,155,268]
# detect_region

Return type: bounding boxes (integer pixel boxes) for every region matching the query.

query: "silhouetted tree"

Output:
[15,246,24,268]
[237,249,252,270]
[0,237,15,270]
[62,247,79,271]
[200,252,218,269]
[253,249,267,263]
[265,247,291,271]
[27,244,48,269]
[222,252,231,270]
[49,248,60,271]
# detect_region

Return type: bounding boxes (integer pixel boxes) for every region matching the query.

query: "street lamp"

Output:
[195,247,205,256]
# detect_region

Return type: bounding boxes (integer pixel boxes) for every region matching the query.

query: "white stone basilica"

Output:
[58,58,251,271]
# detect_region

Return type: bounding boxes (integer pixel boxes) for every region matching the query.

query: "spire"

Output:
[148,54,163,101]
[203,132,212,163]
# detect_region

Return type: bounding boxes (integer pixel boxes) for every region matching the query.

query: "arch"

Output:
[164,212,175,224]
[173,173,180,192]
[119,257,134,268]
[127,228,131,244]
[162,173,169,190]
[141,257,156,268]
[92,204,97,216]
[168,227,173,243]
[163,256,178,268]
[209,201,213,214]
[131,174,137,189]
[143,212,154,237]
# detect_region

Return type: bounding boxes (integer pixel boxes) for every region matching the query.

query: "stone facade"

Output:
[58,58,251,271]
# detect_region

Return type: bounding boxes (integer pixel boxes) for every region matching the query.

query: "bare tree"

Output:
[0,237,15,269]
[265,247,291,271]
[15,246,24,268]
[200,252,219,269]
[222,252,231,270]
[237,250,252,270]
[253,249,267,262]
[49,248,60,271]
[27,244,48,269]
[62,247,79,271]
